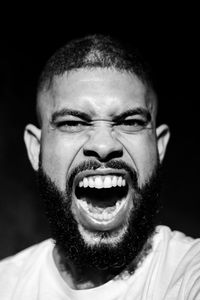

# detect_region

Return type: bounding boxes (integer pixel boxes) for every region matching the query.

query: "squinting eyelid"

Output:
[54,116,85,121]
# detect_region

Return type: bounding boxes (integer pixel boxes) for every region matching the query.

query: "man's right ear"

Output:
[24,124,41,171]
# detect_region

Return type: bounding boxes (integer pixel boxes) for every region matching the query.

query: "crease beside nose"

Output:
[83,129,123,161]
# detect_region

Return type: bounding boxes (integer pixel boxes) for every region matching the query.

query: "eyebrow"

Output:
[51,108,92,123]
[51,107,152,124]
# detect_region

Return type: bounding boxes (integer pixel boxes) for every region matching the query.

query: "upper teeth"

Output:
[78,175,126,189]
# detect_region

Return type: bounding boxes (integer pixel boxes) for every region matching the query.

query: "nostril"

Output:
[83,148,123,161]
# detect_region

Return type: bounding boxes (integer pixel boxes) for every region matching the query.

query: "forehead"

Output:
[38,68,152,121]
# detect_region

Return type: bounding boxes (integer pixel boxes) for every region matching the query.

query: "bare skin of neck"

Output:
[53,247,124,290]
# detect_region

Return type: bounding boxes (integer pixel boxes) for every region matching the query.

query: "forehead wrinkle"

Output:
[37,90,152,127]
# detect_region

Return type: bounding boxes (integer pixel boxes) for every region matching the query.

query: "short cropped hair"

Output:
[37,35,157,124]
[38,34,154,93]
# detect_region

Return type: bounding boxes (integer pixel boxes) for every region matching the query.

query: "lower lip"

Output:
[72,193,132,231]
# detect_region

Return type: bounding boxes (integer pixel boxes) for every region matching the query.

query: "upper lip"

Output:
[73,168,129,189]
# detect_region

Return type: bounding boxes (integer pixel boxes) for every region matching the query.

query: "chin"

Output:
[77,222,129,248]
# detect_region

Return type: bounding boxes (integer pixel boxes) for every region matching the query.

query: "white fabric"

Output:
[0,226,200,300]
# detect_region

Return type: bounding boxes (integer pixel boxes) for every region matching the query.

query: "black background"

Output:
[0,8,199,259]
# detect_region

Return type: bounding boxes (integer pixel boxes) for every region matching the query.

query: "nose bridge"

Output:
[83,121,123,160]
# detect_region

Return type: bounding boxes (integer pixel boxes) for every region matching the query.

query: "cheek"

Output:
[119,132,158,184]
[40,132,85,189]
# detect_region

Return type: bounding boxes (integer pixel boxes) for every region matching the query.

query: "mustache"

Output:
[67,159,138,191]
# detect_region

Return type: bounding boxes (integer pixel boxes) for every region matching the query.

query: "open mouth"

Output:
[74,174,130,226]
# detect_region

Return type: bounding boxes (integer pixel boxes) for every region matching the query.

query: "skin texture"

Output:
[24,68,170,288]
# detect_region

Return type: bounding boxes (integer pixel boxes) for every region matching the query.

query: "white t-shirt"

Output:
[0,226,200,300]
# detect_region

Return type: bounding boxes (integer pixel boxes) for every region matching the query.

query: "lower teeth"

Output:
[77,199,126,222]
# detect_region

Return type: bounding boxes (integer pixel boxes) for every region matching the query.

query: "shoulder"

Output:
[0,239,54,294]
[0,239,54,268]
[155,225,200,253]
[153,226,200,298]
[154,225,200,270]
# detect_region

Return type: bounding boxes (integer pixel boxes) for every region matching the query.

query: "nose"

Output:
[83,125,123,161]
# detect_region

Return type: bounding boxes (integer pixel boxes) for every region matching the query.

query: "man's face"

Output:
[39,69,158,189]
[25,68,169,272]
[38,69,159,240]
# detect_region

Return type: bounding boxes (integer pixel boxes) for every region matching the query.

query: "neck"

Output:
[53,246,125,289]
[53,238,153,290]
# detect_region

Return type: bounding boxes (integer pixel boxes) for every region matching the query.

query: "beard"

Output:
[37,158,162,279]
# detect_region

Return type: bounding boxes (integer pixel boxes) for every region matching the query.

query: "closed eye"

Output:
[52,120,91,133]
[119,119,147,126]
[115,119,150,132]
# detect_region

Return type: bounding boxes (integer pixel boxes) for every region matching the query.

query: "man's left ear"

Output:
[156,124,170,163]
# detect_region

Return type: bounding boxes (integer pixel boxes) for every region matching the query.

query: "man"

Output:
[0,34,199,299]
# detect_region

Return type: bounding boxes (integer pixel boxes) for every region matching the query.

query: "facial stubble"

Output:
[37,158,162,279]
